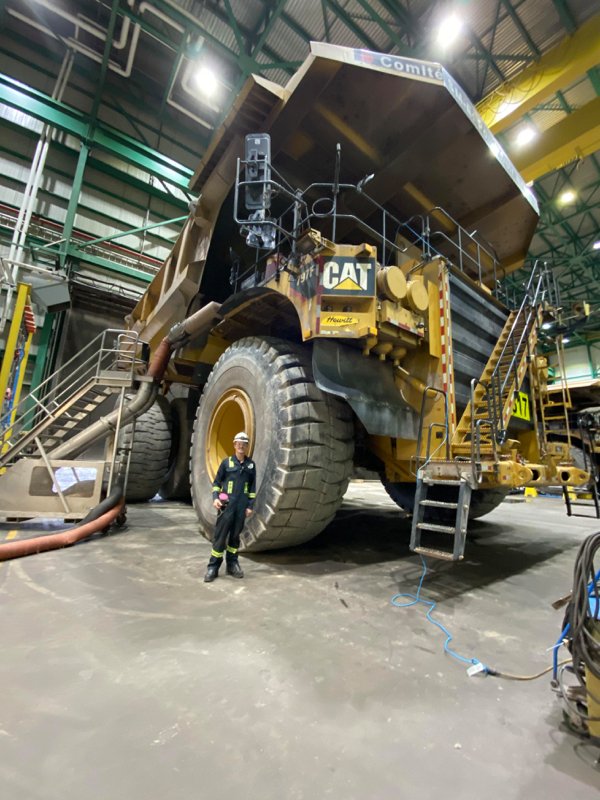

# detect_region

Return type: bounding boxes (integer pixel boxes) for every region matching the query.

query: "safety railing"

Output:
[233,155,502,293]
[412,386,450,475]
[0,329,145,467]
[498,259,561,312]
[467,378,499,484]
[483,261,551,447]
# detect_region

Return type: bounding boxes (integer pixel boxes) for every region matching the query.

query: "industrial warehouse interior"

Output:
[1,1,600,797]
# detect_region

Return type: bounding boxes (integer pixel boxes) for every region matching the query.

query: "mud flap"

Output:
[312,339,418,438]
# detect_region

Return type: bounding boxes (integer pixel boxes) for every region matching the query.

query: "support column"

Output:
[59,142,89,269]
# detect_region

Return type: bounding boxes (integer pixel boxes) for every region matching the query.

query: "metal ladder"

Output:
[410,475,472,561]
[536,338,572,453]
[563,424,600,519]
[411,386,474,561]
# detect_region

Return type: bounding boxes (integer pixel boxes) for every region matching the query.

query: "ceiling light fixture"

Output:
[437,14,463,47]
[562,336,570,344]
[593,239,600,251]
[515,127,536,147]
[195,66,218,98]
[558,190,576,205]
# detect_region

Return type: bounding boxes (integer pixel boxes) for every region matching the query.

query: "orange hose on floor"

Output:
[0,498,125,561]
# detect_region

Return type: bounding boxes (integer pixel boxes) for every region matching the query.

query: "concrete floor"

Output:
[1,483,599,799]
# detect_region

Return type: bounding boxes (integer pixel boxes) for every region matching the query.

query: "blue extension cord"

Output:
[390,555,487,674]
[392,559,600,678]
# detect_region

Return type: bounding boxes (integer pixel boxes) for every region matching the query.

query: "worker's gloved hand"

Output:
[214,492,229,511]
[245,508,253,518]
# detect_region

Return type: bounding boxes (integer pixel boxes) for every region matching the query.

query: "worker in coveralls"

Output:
[204,431,256,583]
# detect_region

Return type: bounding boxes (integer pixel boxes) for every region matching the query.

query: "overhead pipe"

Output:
[9,0,193,81]
[6,49,72,247]
[8,0,216,146]
[2,50,74,334]
[17,0,134,50]
[139,1,184,37]
[8,0,140,78]
[63,23,141,79]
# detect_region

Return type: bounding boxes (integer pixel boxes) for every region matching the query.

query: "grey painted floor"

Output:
[1,483,599,799]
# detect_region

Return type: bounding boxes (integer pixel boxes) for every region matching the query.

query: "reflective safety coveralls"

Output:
[208,455,257,567]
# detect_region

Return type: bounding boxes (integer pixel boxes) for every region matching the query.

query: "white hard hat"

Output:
[233,431,249,442]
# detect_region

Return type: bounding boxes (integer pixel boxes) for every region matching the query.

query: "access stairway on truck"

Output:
[451,288,545,461]
[410,262,557,562]
[0,330,143,520]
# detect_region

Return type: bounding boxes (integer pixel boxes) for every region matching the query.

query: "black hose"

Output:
[567,531,600,684]
[79,482,124,526]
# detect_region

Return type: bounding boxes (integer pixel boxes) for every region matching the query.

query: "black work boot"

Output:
[204,565,219,583]
[226,560,244,579]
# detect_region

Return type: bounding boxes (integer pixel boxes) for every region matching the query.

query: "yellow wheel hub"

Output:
[206,388,254,477]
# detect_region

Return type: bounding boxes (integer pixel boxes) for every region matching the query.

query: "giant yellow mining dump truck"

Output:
[127,42,589,560]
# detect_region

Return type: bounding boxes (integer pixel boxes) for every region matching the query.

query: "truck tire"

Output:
[569,445,588,475]
[190,336,354,551]
[120,394,172,503]
[381,479,508,520]
[568,444,600,491]
[159,398,192,501]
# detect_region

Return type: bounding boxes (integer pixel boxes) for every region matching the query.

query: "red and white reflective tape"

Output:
[439,286,447,390]
[438,264,456,435]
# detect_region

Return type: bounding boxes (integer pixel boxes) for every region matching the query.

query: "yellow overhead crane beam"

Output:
[476,14,600,134]
[512,96,600,182]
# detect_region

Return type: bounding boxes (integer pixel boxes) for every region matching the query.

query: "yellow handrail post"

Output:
[0,282,31,411]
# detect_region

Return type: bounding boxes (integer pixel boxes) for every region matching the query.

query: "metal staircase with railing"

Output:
[0,329,144,520]
[452,304,542,459]
[410,261,557,561]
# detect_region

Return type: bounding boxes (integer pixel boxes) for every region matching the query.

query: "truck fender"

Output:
[312,339,419,439]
